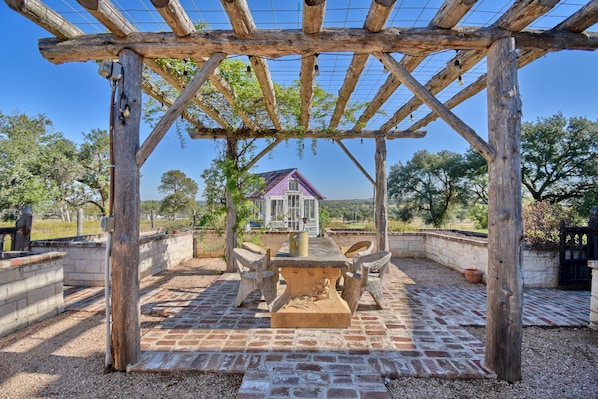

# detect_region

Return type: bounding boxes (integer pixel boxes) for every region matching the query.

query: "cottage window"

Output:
[288,178,299,191]
[270,199,284,220]
[304,199,315,220]
[252,199,263,220]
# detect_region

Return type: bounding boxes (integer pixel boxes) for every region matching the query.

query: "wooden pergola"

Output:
[6,0,598,382]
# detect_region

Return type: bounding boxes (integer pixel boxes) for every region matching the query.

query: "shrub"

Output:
[522,201,576,248]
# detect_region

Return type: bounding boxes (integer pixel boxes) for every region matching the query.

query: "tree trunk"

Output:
[225,138,238,273]
[485,37,524,382]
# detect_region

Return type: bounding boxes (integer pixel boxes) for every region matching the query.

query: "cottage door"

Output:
[287,193,301,230]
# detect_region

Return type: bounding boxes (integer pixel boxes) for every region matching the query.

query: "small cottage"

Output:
[250,168,325,236]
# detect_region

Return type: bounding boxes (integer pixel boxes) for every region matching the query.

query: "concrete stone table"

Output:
[270,237,352,328]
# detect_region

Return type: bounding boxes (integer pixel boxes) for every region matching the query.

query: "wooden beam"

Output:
[221,0,280,129]
[244,139,283,171]
[144,59,231,129]
[77,0,135,36]
[5,0,83,39]
[187,127,426,140]
[300,0,326,129]
[151,0,259,129]
[37,27,598,64]
[407,0,598,132]
[76,0,233,130]
[137,53,226,167]
[353,0,477,131]
[485,36,523,383]
[364,0,397,32]
[329,0,396,129]
[150,0,194,37]
[430,0,477,29]
[250,56,282,130]
[379,0,560,131]
[375,52,495,162]
[141,78,205,129]
[334,140,376,186]
[303,0,326,34]
[300,54,317,129]
[375,136,388,252]
[220,0,253,37]
[110,48,142,371]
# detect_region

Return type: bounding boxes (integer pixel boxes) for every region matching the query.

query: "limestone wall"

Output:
[31,232,194,286]
[324,229,559,288]
[0,252,66,337]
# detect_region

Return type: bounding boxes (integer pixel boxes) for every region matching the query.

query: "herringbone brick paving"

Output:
[64,259,590,399]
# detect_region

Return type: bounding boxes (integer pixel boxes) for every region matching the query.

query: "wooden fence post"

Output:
[13,206,33,251]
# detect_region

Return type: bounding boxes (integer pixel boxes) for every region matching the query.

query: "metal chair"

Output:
[341,251,392,314]
[232,247,278,310]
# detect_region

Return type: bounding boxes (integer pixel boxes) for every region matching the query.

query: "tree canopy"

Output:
[158,169,198,217]
[388,149,465,227]
[521,113,598,213]
[387,114,597,229]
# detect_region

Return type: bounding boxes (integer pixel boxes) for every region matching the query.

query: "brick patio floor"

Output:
[64,259,590,399]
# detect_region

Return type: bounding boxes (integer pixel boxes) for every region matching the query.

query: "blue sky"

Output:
[1,4,597,201]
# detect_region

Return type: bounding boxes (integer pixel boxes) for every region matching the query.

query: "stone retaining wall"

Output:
[0,252,66,337]
[31,231,194,286]
[324,229,559,288]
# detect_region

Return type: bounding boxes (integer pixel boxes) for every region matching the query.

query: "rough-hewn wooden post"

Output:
[375,135,388,251]
[225,137,238,273]
[111,49,142,371]
[485,36,523,382]
[13,206,32,251]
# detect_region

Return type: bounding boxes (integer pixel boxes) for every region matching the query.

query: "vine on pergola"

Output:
[142,55,365,235]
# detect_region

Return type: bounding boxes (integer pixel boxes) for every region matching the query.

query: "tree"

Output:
[521,113,598,213]
[460,147,488,228]
[388,150,465,227]
[0,111,66,219]
[158,170,198,217]
[76,128,111,216]
[200,141,265,232]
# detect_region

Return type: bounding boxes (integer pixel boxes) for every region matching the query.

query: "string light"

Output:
[314,53,320,77]
[454,59,463,86]
[410,114,414,121]
[246,65,252,78]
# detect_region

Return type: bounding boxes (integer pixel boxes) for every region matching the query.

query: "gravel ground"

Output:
[1,257,596,398]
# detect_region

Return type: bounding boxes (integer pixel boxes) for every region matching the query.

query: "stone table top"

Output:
[271,236,348,268]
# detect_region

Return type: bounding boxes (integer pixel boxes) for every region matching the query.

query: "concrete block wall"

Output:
[0,252,66,338]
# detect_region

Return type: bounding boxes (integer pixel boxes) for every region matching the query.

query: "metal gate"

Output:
[559,223,596,290]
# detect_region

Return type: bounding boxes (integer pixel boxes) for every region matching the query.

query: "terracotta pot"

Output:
[463,268,483,283]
